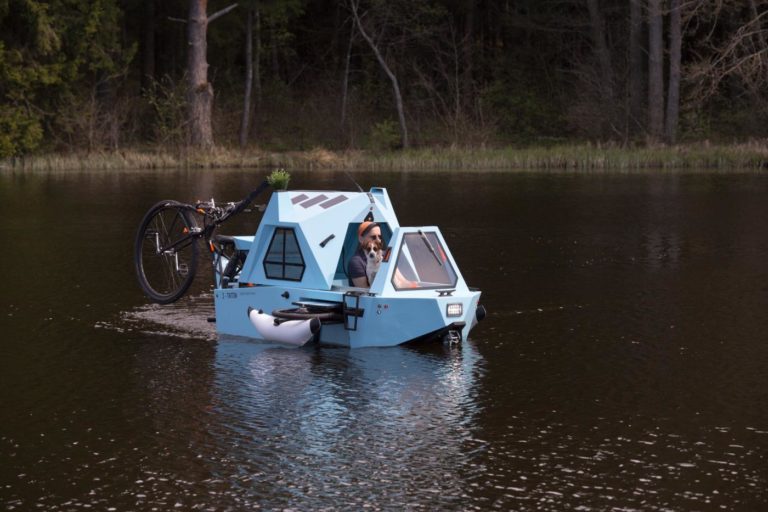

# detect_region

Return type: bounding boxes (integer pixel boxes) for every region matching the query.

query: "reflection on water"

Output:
[204,340,485,509]
[5,283,487,510]
[3,169,768,510]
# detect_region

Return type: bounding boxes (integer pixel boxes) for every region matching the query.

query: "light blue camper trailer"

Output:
[135,183,486,348]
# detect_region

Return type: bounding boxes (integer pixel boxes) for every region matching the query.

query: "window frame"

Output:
[390,230,458,291]
[262,227,305,281]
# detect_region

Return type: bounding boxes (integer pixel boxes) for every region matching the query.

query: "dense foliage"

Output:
[1,0,766,157]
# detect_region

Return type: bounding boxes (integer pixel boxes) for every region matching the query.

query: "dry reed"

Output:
[3,142,767,172]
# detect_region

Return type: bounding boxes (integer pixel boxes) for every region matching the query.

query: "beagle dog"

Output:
[362,239,383,285]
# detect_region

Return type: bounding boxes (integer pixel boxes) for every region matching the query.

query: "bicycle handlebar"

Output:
[193,179,271,228]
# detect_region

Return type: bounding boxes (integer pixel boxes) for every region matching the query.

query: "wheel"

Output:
[134,201,199,303]
[134,201,199,304]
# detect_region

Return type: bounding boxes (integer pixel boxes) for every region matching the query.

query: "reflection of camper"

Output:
[209,339,482,507]
[214,187,486,347]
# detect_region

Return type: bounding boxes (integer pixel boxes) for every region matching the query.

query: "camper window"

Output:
[392,232,458,290]
[263,227,305,281]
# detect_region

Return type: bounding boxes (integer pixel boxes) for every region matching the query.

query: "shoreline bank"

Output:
[3,143,768,172]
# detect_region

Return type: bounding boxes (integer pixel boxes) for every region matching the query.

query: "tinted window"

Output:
[392,232,457,290]
[263,228,305,281]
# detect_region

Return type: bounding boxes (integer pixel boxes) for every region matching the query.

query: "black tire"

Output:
[134,201,199,304]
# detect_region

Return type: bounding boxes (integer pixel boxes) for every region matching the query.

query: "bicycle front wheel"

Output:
[134,201,200,304]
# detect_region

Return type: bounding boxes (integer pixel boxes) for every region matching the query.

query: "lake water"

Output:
[2,169,768,510]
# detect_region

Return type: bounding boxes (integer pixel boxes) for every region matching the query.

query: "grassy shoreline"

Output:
[3,143,768,172]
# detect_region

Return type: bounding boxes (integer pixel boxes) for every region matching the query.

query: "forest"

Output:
[1,0,767,160]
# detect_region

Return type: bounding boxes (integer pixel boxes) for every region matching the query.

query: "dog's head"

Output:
[363,240,383,262]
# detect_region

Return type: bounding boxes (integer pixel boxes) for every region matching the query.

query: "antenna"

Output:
[343,169,364,192]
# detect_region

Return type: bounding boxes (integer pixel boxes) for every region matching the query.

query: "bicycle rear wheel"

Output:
[134,201,199,304]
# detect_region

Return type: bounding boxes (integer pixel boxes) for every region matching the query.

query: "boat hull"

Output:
[214,286,482,348]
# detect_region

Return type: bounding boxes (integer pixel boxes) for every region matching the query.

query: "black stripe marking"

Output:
[319,195,348,209]
[300,194,329,208]
[291,194,309,204]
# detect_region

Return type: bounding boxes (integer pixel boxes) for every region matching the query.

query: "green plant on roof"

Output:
[267,169,291,190]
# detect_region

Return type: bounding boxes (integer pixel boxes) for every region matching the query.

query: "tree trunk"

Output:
[749,0,768,103]
[187,0,214,149]
[461,0,474,111]
[141,0,156,90]
[647,0,664,142]
[340,25,353,127]
[587,0,613,101]
[665,0,682,144]
[271,28,280,80]
[628,0,644,133]
[255,7,262,111]
[350,0,409,148]
[240,8,253,149]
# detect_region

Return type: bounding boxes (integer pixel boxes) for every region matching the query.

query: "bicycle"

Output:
[134,180,270,304]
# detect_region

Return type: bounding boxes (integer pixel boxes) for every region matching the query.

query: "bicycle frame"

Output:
[135,180,271,304]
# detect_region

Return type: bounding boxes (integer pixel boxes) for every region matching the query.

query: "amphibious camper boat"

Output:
[135,184,485,348]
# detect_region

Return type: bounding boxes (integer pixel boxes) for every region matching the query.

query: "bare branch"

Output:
[686,3,768,110]
[349,0,409,147]
[208,3,238,24]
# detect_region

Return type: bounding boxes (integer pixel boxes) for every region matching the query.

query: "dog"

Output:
[363,239,383,285]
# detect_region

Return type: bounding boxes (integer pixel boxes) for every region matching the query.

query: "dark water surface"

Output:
[2,169,768,510]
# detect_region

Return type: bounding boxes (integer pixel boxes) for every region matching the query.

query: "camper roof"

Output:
[238,187,400,290]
